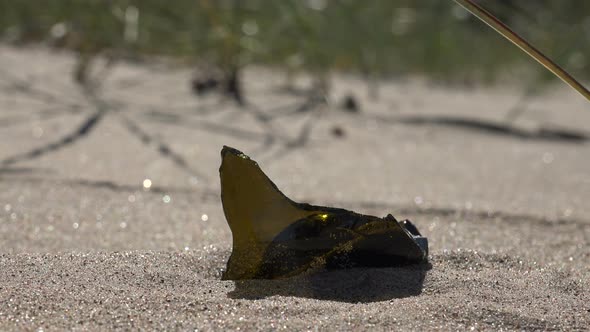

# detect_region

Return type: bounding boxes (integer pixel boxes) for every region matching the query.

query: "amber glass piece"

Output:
[220,146,428,280]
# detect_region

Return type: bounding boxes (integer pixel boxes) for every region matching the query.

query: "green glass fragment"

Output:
[220,146,428,280]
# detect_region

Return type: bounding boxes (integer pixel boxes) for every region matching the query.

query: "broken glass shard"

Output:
[220,146,428,280]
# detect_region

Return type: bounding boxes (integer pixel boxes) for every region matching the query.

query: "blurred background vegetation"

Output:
[0,0,588,86]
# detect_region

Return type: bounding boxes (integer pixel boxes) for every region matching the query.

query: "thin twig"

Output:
[453,0,590,102]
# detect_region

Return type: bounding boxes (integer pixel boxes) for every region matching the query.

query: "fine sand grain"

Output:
[0,45,589,330]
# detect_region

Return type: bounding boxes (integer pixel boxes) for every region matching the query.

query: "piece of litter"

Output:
[219,146,428,280]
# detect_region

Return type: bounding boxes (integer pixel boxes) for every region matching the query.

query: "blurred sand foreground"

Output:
[0,45,589,330]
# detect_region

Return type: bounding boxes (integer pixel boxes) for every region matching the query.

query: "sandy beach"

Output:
[0,45,589,330]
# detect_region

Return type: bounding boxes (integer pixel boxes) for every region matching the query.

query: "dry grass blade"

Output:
[454,0,590,103]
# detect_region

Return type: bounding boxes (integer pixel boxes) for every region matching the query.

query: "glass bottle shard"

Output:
[220,146,428,280]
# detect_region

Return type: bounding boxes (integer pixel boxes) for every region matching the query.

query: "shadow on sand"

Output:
[375,115,588,143]
[227,263,431,303]
[0,111,104,166]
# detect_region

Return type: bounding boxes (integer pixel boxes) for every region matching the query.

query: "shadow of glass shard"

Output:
[220,146,428,280]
